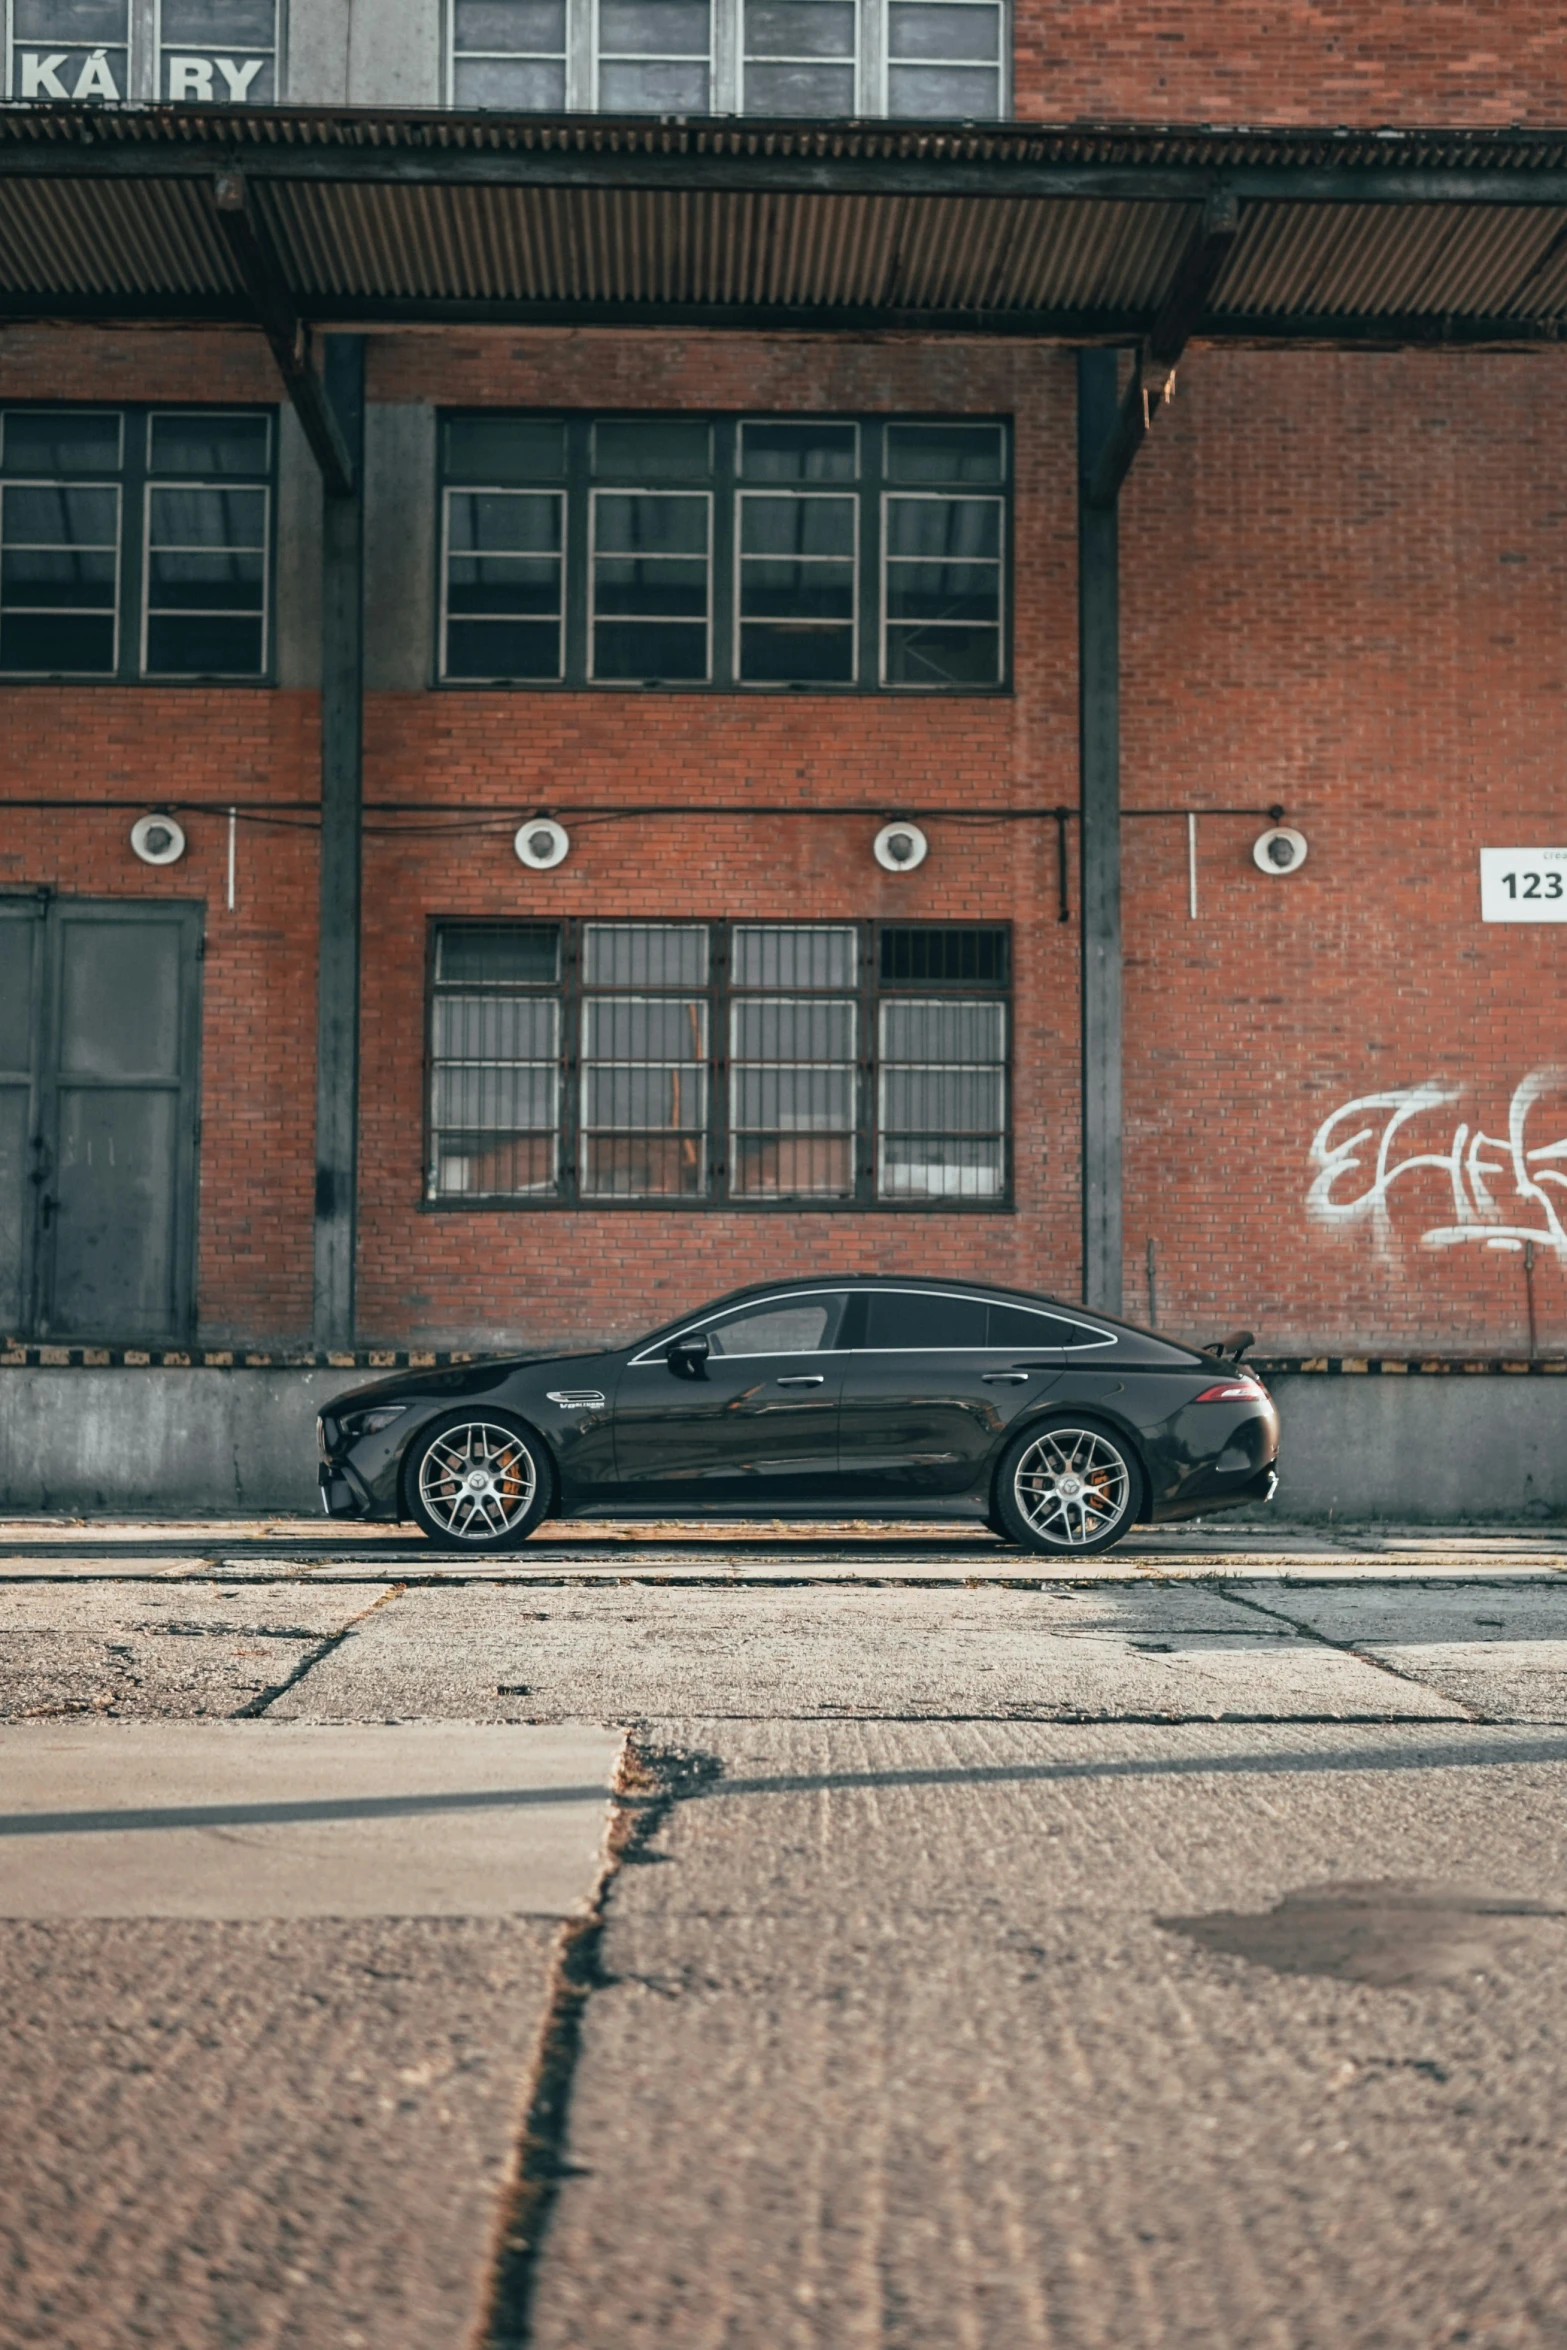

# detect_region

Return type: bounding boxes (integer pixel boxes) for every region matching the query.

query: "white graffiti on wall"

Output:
[1307,1066,1567,1259]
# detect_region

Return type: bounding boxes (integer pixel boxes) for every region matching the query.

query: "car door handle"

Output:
[982,1371,1029,1384]
[774,1374,825,1387]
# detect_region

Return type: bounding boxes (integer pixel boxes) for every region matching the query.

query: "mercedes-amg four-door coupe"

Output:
[316,1277,1279,1557]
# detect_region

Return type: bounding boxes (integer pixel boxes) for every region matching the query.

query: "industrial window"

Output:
[4,0,280,99]
[426,919,1010,1208]
[438,412,1007,693]
[447,0,1003,116]
[0,407,273,683]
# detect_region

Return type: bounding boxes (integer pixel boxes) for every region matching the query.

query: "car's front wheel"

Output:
[405,1411,552,1550]
[993,1419,1141,1557]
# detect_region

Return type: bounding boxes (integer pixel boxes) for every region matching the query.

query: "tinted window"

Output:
[862,1290,987,1349]
[707,1299,835,1355]
[986,1302,1090,1349]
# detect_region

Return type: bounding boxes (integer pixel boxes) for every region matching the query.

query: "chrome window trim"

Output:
[628,1284,1116,1365]
[627,1285,852,1365]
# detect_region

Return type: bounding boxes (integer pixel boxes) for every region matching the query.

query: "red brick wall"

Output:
[3,328,1564,1356]
[1010,0,1567,128]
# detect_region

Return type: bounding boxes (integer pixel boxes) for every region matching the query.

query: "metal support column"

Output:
[312,335,365,1351]
[1077,348,1122,1314]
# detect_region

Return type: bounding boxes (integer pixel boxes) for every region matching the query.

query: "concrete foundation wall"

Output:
[0,1370,1563,1523]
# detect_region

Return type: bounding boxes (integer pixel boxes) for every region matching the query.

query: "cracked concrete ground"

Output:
[4,1526,1567,2349]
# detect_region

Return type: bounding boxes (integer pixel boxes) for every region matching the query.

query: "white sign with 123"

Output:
[1480,846,1567,921]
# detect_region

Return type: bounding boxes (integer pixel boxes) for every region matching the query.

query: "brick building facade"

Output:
[2,2,1564,1368]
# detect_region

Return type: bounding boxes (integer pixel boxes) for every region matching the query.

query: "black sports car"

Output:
[317,1278,1279,1558]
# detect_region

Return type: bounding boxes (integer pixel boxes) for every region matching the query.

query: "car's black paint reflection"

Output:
[317,1275,1280,1548]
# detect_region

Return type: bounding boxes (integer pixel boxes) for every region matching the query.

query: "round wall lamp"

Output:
[874,820,929,874]
[1252,825,1308,876]
[130,813,187,867]
[514,817,570,870]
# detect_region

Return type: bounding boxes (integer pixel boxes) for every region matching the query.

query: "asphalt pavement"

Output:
[4,1518,1567,2348]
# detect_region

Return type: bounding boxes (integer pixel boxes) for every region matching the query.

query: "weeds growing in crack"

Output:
[477,1736,722,2350]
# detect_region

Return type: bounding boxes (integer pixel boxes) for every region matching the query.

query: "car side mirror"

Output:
[666,1333,710,1380]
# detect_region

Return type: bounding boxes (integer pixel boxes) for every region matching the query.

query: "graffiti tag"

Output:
[1307,1066,1567,1259]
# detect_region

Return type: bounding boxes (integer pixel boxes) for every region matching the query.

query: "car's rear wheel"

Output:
[406,1411,552,1550]
[994,1419,1141,1557]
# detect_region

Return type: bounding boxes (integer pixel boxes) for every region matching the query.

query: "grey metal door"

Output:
[0,897,202,1343]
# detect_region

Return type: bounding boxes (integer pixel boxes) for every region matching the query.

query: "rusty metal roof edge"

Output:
[7,103,1567,174]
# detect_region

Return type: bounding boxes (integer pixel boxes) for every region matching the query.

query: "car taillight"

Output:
[1195,1378,1266,1403]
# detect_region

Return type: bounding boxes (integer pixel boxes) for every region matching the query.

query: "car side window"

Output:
[706,1299,838,1356]
[861,1291,989,1349]
[986,1302,1101,1348]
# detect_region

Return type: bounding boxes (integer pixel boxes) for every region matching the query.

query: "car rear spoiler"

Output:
[1201,1329,1256,1363]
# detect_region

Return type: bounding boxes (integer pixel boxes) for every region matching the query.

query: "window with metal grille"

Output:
[438,412,1007,693]
[443,0,1003,113]
[4,0,280,100]
[0,405,273,683]
[426,919,1009,1207]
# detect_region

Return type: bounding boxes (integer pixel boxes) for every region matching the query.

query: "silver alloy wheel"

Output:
[1011,1426,1131,1548]
[417,1420,537,1542]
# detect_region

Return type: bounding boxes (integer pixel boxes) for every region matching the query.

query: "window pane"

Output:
[732,997,855,1059]
[148,413,269,478]
[160,0,277,105]
[434,1135,559,1198]
[583,924,708,986]
[708,1302,831,1354]
[446,418,566,483]
[887,62,999,114]
[731,925,856,988]
[2,411,120,474]
[740,622,855,682]
[885,623,1000,687]
[886,423,1005,483]
[879,1137,1003,1198]
[454,54,567,103]
[0,613,115,672]
[733,1065,855,1130]
[448,618,563,677]
[881,1067,1003,1132]
[454,0,565,49]
[436,924,561,985]
[433,1064,560,1130]
[3,484,118,548]
[986,1302,1085,1349]
[745,0,855,54]
[148,486,265,550]
[743,61,854,109]
[885,495,1001,557]
[14,0,125,36]
[739,421,858,482]
[583,997,708,1060]
[163,0,273,34]
[449,495,561,558]
[879,926,1006,986]
[432,994,559,1059]
[585,1064,710,1126]
[583,1134,706,1196]
[594,556,709,615]
[448,555,562,616]
[741,495,855,558]
[593,422,712,479]
[595,492,708,557]
[147,550,265,611]
[862,1291,989,1347]
[145,615,263,673]
[600,0,708,49]
[880,998,1003,1061]
[600,53,711,103]
[885,559,999,623]
[1,548,117,608]
[888,1,998,58]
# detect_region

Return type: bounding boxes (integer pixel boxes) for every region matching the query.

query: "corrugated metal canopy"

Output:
[4,106,1567,338]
